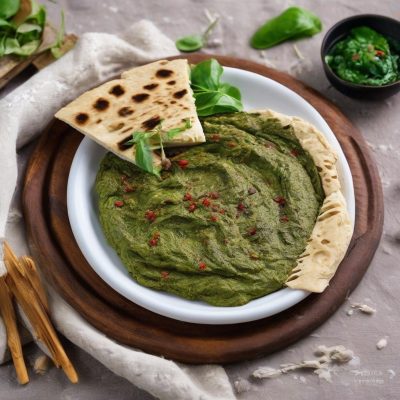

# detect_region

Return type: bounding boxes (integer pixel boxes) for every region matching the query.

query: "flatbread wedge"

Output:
[55,59,205,165]
[253,110,353,293]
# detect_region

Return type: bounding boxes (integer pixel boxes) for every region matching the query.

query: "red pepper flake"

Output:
[123,185,134,193]
[161,271,169,279]
[210,134,220,142]
[209,192,220,199]
[280,215,289,223]
[198,262,207,271]
[210,214,218,222]
[178,159,189,169]
[248,227,257,236]
[273,196,286,208]
[248,187,257,195]
[114,200,124,207]
[219,209,225,215]
[149,232,160,247]
[375,50,385,57]
[183,192,192,201]
[290,149,299,157]
[149,238,158,246]
[202,198,211,207]
[352,53,360,61]
[237,203,246,211]
[145,210,157,222]
[227,141,236,148]
[188,202,197,212]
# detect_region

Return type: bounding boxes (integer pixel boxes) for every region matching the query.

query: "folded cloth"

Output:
[0,20,235,400]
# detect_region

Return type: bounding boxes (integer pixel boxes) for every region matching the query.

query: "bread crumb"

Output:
[33,355,51,375]
[376,337,388,350]
[252,345,354,383]
[351,303,376,315]
[233,378,251,393]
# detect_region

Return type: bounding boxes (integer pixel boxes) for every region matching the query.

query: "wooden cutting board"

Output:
[22,54,384,364]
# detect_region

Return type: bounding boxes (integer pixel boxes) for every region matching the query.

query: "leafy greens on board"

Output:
[325,26,400,86]
[175,17,219,52]
[250,6,322,50]
[190,59,243,116]
[0,0,65,58]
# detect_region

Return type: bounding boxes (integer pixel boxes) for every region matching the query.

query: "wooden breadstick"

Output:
[19,256,50,314]
[3,242,78,383]
[0,276,29,384]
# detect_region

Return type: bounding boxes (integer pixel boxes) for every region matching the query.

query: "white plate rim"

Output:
[67,66,355,325]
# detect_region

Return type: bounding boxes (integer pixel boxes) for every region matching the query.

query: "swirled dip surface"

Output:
[95,112,324,306]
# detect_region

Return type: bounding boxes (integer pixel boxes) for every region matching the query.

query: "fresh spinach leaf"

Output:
[0,0,20,20]
[190,59,243,117]
[176,35,203,52]
[250,6,322,49]
[191,58,223,90]
[134,137,160,177]
[50,10,65,58]
[124,119,192,176]
[0,0,47,58]
[176,17,219,53]
[165,118,192,140]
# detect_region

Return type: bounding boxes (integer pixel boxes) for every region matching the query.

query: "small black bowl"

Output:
[321,14,400,100]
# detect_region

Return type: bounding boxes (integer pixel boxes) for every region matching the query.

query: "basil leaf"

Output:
[250,6,322,50]
[124,131,148,146]
[0,0,20,20]
[194,91,243,117]
[135,137,160,177]
[175,17,219,53]
[219,82,242,100]
[4,37,39,56]
[191,58,223,91]
[176,35,203,52]
[0,18,13,28]
[28,1,46,26]
[165,118,192,140]
[16,22,42,33]
[190,59,243,116]
[50,10,65,59]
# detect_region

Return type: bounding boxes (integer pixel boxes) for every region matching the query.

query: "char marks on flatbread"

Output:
[55,59,205,165]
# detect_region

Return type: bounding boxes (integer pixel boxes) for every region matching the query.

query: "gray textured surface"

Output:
[1,0,400,399]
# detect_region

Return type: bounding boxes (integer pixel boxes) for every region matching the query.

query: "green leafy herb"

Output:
[325,26,400,86]
[190,59,243,117]
[125,119,192,176]
[50,9,65,58]
[0,0,46,58]
[0,0,20,20]
[250,6,322,50]
[176,17,219,53]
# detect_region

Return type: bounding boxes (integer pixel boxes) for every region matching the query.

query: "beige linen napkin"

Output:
[0,20,235,400]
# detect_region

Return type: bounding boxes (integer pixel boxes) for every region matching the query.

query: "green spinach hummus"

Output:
[95,112,325,306]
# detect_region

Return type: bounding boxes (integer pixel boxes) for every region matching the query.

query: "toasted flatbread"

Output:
[55,59,205,165]
[253,110,353,293]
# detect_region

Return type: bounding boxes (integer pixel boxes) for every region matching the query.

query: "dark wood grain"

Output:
[22,54,384,364]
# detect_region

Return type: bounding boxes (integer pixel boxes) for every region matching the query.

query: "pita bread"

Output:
[252,110,353,293]
[55,59,205,165]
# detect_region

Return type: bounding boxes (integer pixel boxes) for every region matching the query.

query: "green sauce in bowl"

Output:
[325,26,400,86]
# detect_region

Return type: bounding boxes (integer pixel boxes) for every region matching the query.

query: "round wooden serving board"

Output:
[23,55,383,364]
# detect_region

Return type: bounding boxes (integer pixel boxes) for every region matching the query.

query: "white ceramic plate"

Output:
[67,67,355,325]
